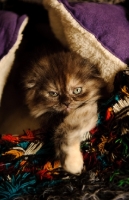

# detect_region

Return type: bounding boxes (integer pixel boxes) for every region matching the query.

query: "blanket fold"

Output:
[0,11,28,102]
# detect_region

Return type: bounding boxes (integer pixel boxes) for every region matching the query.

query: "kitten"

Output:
[21,47,107,174]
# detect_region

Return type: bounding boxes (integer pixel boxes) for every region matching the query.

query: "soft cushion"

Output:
[43,0,128,91]
[0,11,28,101]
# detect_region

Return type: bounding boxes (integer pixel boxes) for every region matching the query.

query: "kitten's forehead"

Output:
[66,75,82,90]
[47,82,59,91]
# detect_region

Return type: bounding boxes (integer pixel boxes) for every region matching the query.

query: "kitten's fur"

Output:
[22,47,107,174]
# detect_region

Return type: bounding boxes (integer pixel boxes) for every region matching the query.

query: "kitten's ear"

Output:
[25,81,36,89]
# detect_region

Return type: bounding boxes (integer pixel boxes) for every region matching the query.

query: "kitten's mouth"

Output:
[62,106,72,114]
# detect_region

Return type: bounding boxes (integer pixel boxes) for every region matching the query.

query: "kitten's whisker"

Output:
[85,99,97,104]
[80,98,97,106]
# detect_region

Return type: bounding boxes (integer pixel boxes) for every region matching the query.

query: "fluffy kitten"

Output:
[21,48,107,174]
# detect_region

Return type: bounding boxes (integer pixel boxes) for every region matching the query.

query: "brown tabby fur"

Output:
[21,46,108,174]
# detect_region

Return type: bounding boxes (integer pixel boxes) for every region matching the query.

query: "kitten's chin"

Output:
[62,110,69,115]
[62,107,73,115]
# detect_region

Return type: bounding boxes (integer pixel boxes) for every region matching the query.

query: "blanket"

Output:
[43,0,129,91]
[0,11,28,102]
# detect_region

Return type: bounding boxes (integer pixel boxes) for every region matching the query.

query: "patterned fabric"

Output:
[0,68,129,199]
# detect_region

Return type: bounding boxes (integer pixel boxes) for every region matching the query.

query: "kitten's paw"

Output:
[63,150,83,174]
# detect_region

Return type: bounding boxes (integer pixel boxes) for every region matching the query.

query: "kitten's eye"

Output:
[73,87,82,95]
[49,91,58,97]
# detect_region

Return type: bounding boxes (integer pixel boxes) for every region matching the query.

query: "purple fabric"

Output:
[0,11,27,59]
[58,0,129,64]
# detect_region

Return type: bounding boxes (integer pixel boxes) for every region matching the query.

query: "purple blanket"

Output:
[60,0,129,64]
[0,11,28,101]
[43,0,129,91]
[0,11,27,59]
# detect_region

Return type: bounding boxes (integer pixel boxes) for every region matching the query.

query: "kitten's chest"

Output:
[63,102,98,138]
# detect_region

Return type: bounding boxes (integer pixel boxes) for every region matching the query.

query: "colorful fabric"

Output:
[0,68,129,199]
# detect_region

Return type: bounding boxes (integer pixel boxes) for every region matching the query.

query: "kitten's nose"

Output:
[63,101,71,107]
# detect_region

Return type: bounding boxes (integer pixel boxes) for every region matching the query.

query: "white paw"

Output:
[63,150,83,174]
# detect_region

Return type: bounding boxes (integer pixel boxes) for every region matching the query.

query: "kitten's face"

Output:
[23,51,105,118]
